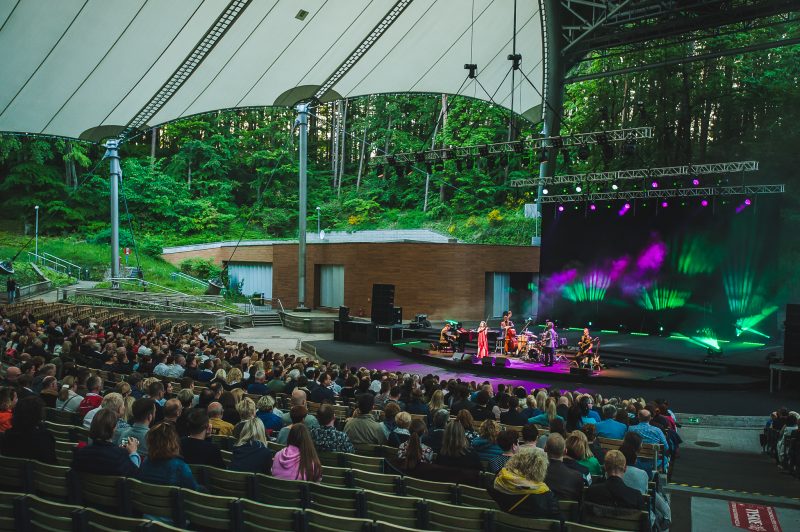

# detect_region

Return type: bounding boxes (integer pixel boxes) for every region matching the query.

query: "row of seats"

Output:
[0,454,649,531]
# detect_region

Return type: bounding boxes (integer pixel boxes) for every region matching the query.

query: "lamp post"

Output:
[34,205,39,259]
[316,206,321,236]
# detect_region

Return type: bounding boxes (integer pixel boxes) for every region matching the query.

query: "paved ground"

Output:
[223,325,332,357]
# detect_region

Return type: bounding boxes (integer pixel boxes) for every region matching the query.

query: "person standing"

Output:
[6,277,16,304]
[477,321,489,359]
[542,321,557,367]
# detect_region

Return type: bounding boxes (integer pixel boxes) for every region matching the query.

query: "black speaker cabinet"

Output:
[372,284,395,307]
[784,304,800,366]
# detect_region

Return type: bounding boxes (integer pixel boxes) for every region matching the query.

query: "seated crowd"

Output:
[0,307,676,529]
[764,407,800,474]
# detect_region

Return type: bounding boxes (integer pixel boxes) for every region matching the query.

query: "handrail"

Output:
[27,252,81,279]
[42,252,81,271]
[170,271,207,287]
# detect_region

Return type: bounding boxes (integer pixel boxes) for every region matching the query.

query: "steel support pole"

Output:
[539,0,566,201]
[296,104,309,310]
[105,139,121,289]
[34,205,39,258]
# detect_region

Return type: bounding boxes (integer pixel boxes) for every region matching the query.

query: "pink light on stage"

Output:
[661,201,668,208]
[651,181,659,188]
[618,203,631,216]
[701,199,709,207]
[735,198,753,213]
[692,178,700,186]
[745,198,752,205]
[558,205,565,212]
[589,204,597,211]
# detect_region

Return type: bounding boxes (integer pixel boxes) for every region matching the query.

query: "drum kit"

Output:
[517,331,545,361]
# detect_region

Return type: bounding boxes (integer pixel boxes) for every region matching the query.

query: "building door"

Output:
[227,262,273,299]
[318,265,344,308]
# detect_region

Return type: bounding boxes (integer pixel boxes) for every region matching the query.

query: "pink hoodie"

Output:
[270,445,322,481]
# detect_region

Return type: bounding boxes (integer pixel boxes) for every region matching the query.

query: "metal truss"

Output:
[314,0,413,101]
[370,127,652,166]
[510,160,759,187]
[534,184,785,203]
[119,0,252,139]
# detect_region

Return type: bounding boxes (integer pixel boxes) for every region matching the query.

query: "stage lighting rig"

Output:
[533,184,785,204]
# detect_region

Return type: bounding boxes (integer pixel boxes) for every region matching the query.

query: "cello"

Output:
[504,327,518,355]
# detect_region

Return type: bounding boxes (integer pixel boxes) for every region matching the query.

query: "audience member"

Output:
[489,429,519,474]
[519,424,539,450]
[434,421,482,470]
[544,433,583,501]
[256,395,283,433]
[488,448,561,519]
[230,418,274,473]
[72,409,141,475]
[310,404,354,453]
[398,418,433,466]
[208,401,234,436]
[180,409,226,469]
[277,405,309,445]
[139,422,201,490]
[271,424,322,481]
[566,431,602,476]
[116,398,156,458]
[388,411,412,447]
[0,387,17,431]
[423,409,448,453]
[281,389,319,428]
[55,376,82,412]
[472,419,503,461]
[583,450,645,509]
[77,376,103,418]
[0,396,56,464]
[595,404,627,440]
[344,394,386,445]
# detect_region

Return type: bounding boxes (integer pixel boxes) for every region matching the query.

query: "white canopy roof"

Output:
[0,0,543,142]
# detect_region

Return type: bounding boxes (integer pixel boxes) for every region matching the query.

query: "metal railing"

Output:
[27,252,84,279]
[169,271,208,288]
[75,278,248,315]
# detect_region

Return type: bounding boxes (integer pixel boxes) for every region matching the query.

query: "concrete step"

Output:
[252,315,282,327]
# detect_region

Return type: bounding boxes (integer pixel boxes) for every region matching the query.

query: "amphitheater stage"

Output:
[315,326,777,390]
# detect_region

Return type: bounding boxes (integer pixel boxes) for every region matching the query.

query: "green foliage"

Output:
[179,258,221,280]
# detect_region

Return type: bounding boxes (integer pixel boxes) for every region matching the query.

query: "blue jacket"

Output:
[229,441,274,473]
[140,457,200,491]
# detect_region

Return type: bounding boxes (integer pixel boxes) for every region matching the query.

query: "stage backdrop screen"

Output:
[538,197,781,340]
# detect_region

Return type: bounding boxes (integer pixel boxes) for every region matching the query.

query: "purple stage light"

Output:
[651,181,659,188]
[589,204,597,211]
[692,178,700,186]
[701,199,709,207]
[618,203,631,216]
[744,198,752,205]
[624,203,631,209]
[558,205,565,212]
[661,201,668,208]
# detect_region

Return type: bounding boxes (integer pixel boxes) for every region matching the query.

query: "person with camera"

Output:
[72,408,141,476]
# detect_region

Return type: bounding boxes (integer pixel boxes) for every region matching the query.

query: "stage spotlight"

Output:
[745,198,752,205]
[558,205,565,212]
[589,204,597,211]
[618,202,631,216]
[661,201,668,208]
[577,144,590,160]
[542,188,549,195]
[701,199,709,207]
[561,148,572,167]
[651,181,659,188]
[611,183,619,191]
[623,138,636,156]
[692,178,700,186]
[575,185,582,193]
[478,144,489,157]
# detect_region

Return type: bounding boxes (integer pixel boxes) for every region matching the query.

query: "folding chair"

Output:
[17,493,80,532]
[30,461,74,504]
[76,473,126,513]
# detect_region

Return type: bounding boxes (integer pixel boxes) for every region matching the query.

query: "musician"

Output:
[577,328,593,367]
[500,311,515,332]
[439,323,456,351]
[476,321,489,359]
[542,321,557,366]
[454,322,469,353]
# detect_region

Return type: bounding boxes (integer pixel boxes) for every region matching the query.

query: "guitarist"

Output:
[577,328,600,368]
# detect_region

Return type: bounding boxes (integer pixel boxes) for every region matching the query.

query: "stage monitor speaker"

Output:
[371,306,394,325]
[570,367,591,377]
[482,358,493,367]
[338,306,350,322]
[495,357,512,368]
[452,352,473,363]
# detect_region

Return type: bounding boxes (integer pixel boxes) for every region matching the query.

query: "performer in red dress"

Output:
[477,321,489,359]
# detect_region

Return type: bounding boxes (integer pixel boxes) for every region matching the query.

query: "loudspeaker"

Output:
[393,307,402,325]
[495,357,512,368]
[569,367,591,377]
[452,352,473,363]
[338,306,350,322]
[784,304,800,366]
[482,358,493,366]
[372,284,395,307]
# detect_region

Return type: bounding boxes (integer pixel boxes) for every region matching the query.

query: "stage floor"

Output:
[312,330,774,391]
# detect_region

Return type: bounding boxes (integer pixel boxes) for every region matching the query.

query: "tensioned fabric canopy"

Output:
[0,0,544,142]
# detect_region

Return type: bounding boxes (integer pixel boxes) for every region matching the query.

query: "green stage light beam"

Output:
[674,234,720,275]
[637,284,691,311]
[562,271,611,302]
